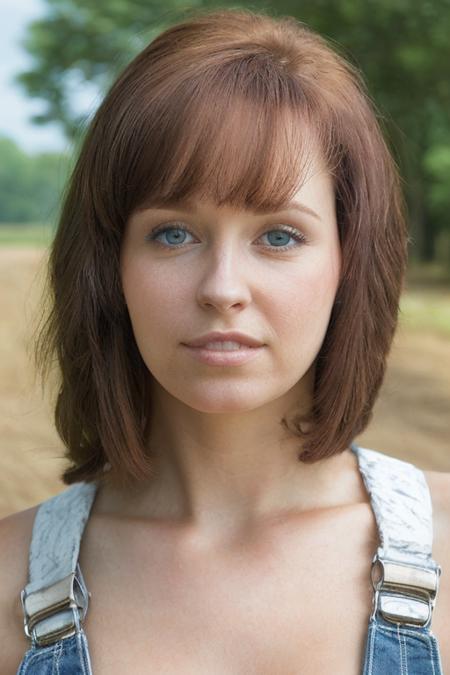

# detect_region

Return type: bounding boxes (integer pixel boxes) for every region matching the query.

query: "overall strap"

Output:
[351,444,442,630]
[20,481,99,648]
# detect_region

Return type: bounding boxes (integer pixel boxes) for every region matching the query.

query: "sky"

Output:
[0,0,95,154]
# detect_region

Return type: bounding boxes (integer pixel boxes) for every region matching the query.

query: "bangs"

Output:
[105,56,337,222]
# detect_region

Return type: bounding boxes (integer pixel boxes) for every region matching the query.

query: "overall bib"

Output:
[16,444,444,674]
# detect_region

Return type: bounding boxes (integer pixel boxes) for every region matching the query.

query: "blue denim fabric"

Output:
[15,445,445,674]
[17,630,92,674]
[16,618,444,674]
[362,615,444,674]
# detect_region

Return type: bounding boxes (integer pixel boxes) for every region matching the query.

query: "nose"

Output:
[196,245,252,312]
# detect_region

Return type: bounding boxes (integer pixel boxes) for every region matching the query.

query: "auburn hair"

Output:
[34,8,408,490]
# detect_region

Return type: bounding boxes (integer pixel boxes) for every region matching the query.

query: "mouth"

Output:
[191,341,259,351]
[183,331,265,349]
[182,342,264,366]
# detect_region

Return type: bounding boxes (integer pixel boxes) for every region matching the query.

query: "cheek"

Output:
[267,259,340,369]
[272,259,339,326]
[121,256,193,362]
[122,258,167,332]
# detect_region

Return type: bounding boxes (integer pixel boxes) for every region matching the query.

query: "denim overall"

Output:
[16,444,444,674]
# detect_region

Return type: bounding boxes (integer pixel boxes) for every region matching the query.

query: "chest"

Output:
[78,504,378,675]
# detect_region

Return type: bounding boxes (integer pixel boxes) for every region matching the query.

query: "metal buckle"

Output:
[21,565,90,647]
[370,552,441,628]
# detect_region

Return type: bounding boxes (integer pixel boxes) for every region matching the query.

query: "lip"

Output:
[182,331,265,348]
[182,344,264,366]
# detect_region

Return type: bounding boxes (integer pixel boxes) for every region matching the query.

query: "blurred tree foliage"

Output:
[14,0,450,264]
[0,136,71,224]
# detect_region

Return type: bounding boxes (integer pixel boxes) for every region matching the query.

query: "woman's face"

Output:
[120,154,341,416]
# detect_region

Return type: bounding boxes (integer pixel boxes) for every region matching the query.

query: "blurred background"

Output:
[1,0,449,518]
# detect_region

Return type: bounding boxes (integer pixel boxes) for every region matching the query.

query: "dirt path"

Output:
[1,248,449,517]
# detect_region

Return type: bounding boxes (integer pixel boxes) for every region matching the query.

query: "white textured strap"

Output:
[351,444,441,628]
[26,481,99,594]
[21,481,99,646]
[351,444,436,567]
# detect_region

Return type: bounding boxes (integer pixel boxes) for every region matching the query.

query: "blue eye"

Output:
[263,230,300,248]
[156,226,192,246]
[146,222,306,251]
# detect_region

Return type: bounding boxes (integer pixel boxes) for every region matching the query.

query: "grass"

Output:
[400,289,450,336]
[0,223,55,247]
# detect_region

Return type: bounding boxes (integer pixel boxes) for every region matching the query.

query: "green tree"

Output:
[0,136,70,223]
[15,0,450,264]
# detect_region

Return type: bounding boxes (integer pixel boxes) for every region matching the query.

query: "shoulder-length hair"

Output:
[34,8,408,490]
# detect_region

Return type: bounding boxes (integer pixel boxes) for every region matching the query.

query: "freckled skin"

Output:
[116,149,343,530]
[120,163,340,416]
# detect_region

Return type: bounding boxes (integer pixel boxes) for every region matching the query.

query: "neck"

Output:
[97,381,364,545]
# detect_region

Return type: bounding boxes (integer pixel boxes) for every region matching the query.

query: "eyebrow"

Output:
[141,198,321,221]
[271,200,321,221]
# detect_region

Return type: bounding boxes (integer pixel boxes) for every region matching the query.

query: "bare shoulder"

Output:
[0,506,39,674]
[423,467,450,570]
[424,467,450,506]
[423,468,450,548]
[422,469,450,671]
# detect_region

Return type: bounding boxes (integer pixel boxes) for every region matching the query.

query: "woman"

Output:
[1,7,449,674]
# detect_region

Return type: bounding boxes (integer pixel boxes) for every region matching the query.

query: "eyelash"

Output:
[145,221,307,252]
